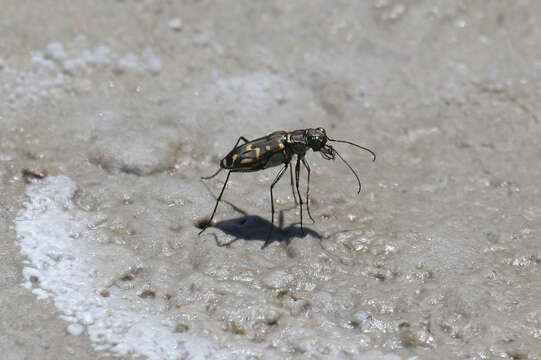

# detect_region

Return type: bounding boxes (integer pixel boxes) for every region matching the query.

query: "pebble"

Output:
[358,350,384,360]
[168,18,183,31]
[30,52,55,70]
[115,53,140,74]
[67,323,85,336]
[383,353,402,360]
[262,269,294,289]
[46,42,67,61]
[263,309,280,325]
[144,52,162,75]
[32,288,49,300]
[93,45,111,65]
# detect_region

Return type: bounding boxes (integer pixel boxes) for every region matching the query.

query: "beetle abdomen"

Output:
[220,131,287,171]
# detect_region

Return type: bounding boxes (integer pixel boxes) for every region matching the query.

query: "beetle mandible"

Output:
[199,127,376,248]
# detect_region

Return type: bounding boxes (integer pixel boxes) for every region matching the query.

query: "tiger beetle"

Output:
[199,127,376,248]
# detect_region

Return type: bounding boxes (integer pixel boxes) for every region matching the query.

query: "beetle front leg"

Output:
[262,163,289,248]
[289,165,298,205]
[295,157,305,235]
[301,158,315,224]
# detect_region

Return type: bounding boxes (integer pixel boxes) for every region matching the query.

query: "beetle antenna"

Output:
[328,138,376,162]
[332,147,363,194]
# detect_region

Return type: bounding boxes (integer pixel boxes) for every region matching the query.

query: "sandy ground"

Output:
[2,1,541,359]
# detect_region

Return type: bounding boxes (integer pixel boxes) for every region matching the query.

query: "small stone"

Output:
[120,273,135,281]
[351,311,372,330]
[193,33,211,47]
[262,269,294,289]
[67,323,85,336]
[383,353,402,360]
[93,46,111,65]
[32,288,49,300]
[145,53,162,75]
[229,321,245,335]
[62,58,86,75]
[46,42,67,61]
[80,312,94,325]
[22,168,48,181]
[168,18,183,31]
[174,323,189,333]
[264,309,280,325]
[288,298,311,316]
[30,52,55,70]
[169,224,182,232]
[115,53,140,74]
[139,289,156,298]
[358,350,384,360]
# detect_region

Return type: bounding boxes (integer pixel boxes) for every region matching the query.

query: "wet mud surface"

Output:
[2,1,541,359]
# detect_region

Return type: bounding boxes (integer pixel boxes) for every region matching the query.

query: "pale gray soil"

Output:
[2,1,541,359]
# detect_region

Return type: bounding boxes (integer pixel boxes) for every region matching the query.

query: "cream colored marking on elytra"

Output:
[255,147,261,159]
[265,145,271,151]
[278,143,285,150]
[222,158,229,168]
[245,143,253,151]
[240,158,253,164]
[232,154,238,162]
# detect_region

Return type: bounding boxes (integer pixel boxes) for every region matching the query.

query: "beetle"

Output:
[199,127,376,248]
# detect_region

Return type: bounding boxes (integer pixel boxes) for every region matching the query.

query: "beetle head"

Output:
[306,127,328,151]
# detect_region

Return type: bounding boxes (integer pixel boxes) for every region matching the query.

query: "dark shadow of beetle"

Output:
[199,179,322,248]
[202,199,321,248]
[213,213,321,248]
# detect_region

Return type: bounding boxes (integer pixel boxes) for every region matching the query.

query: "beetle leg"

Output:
[201,167,222,180]
[236,136,250,147]
[295,156,305,235]
[263,163,289,248]
[301,158,315,224]
[201,136,249,179]
[289,163,298,205]
[199,170,232,235]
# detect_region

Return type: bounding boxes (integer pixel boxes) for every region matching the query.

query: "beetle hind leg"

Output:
[199,170,232,235]
[201,167,222,180]
[201,136,249,179]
